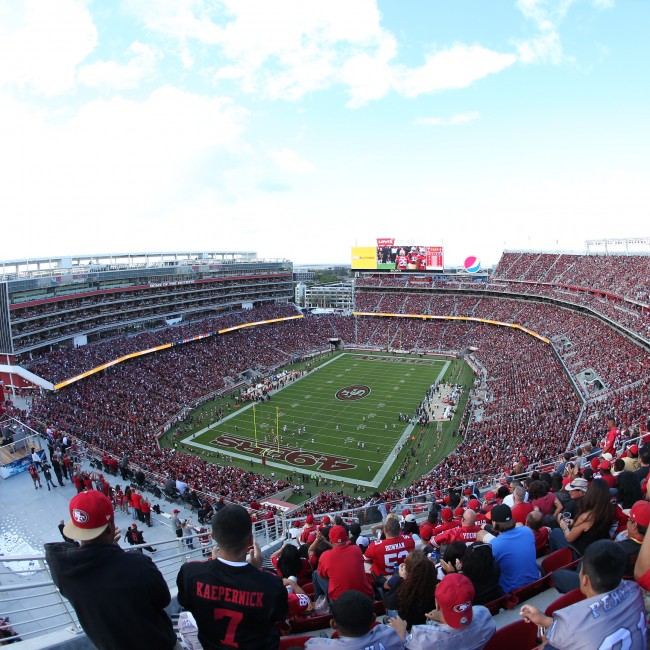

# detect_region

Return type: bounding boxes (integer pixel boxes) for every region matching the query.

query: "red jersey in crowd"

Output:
[318,543,374,601]
[432,525,481,548]
[603,426,620,455]
[430,520,459,537]
[364,534,415,577]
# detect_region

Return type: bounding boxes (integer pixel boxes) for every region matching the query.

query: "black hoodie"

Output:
[44,542,176,650]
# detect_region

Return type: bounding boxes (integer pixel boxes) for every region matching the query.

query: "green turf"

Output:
[180,352,462,487]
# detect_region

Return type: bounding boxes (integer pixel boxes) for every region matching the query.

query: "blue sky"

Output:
[0,0,648,266]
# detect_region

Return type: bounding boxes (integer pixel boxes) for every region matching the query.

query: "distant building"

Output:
[293,270,316,282]
[295,282,307,307]
[303,282,352,311]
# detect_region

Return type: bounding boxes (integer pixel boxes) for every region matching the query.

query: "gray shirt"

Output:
[305,625,404,650]
[405,606,495,650]
[545,580,646,650]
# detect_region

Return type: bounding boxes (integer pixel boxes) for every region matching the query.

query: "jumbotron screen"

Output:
[351,239,444,271]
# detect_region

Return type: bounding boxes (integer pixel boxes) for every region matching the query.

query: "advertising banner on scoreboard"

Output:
[351,247,378,270]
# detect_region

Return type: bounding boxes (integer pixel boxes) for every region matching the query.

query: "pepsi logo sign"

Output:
[464,256,481,273]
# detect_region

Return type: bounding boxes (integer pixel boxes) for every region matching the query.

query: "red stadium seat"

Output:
[289,614,332,634]
[540,547,573,575]
[483,619,538,650]
[280,636,315,649]
[509,574,552,606]
[484,592,519,615]
[544,588,586,617]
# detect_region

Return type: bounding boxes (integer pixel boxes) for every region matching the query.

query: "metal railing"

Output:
[0,533,214,647]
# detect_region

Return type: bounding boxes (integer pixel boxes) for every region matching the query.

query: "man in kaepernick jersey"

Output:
[364,516,415,579]
[177,505,287,650]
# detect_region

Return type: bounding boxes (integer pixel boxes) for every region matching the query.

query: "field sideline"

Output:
[182,352,465,487]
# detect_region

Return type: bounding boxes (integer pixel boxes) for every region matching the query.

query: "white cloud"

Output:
[0,0,97,96]
[0,87,247,254]
[271,148,315,175]
[125,1,516,105]
[415,111,480,127]
[78,42,162,89]
[397,45,517,97]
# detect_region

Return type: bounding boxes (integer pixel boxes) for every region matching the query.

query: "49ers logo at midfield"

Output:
[336,385,371,401]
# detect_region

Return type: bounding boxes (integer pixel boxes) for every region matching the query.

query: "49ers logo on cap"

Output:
[335,385,371,401]
[453,601,472,613]
[72,509,90,524]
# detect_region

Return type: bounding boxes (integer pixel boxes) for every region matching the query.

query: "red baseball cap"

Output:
[441,507,453,521]
[629,501,650,528]
[322,516,331,525]
[628,445,639,455]
[454,507,465,517]
[329,525,348,544]
[464,488,472,496]
[402,509,412,517]
[436,574,475,628]
[420,523,434,541]
[306,514,314,524]
[63,490,114,541]
[467,499,481,511]
[599,460,611,470]
[484,491,496,501]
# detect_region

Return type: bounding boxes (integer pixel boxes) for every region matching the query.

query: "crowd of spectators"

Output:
[15,266,650,527]
[24,303,299,384]
[352,291,650,396]
[494,251,650,303]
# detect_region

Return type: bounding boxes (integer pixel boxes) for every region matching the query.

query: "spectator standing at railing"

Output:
[602,417,621,457]
[44,490,178,650]
[177,504,288,650]
[171,509,183,538]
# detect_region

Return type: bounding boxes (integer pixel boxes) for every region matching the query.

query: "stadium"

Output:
[1,243,649,646]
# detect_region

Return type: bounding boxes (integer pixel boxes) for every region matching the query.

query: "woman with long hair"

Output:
[616,471,643,510]
[551,478,613,555]
[383,550,437,627]
[270,543,311,585]
[459,543,503,605]
[528,480,559,516]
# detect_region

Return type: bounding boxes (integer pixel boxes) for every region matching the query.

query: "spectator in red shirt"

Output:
[431,508,458,536]
[482,491,498,513]
[300,515,318,544]
[364,516,415,579]
[527,480,557,516]
[602,417,620,456]
[598,460,617,490]
[511,486,534,525]
[526,511,550,557]
[432,510,481,548]
[315,526,373,602]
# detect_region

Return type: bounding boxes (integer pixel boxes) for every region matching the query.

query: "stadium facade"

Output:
[0,252,293,358]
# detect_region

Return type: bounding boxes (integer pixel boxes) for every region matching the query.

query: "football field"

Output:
[183,352,456,487]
